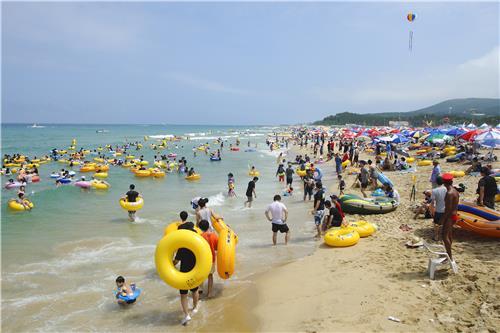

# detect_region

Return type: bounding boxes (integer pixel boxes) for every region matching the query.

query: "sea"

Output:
[1,124,317,332]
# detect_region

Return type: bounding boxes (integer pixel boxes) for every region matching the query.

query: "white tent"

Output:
[479,123,489,129]
[466,123,477,129]
[496,123,500,129]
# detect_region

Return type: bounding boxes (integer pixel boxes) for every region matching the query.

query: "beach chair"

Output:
[423,242,458,279]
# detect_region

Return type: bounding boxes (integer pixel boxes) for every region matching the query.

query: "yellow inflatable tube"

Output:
[164,221,202,236]
[341,160,351,168]
[8,199,34,211]
[249,171,260,177]
[324,227,360,247]
[349,221,377,238]
[217,228,236,279]
[417,160,432,166]
[91,181,109,190]
[185,174,201,181]
[94,172,108,179]
[119,197,144,211]
[450,170,465,178]
[155,230,212,290]
[135,169,151,177]
[210,216,239,244]
[296,169,307,177]
[406,157,415,163]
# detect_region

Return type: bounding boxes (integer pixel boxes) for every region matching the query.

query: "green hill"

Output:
[314,98,500,126]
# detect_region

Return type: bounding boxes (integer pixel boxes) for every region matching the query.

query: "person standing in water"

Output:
[244,177,258,208]
[123,184,140,222]
[227,173,236,197]
[285,163,294,190]
[439,173,459,272]
[265,195,289,245]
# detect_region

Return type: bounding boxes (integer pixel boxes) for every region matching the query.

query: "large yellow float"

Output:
[155,230,212,290]
[324,227,360,247]
[119,197,144,211]
[8,199,34,211]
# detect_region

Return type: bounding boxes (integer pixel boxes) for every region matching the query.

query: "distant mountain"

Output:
[314,98,500,126]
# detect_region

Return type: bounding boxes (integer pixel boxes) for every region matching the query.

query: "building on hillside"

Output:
[388,121,409,127]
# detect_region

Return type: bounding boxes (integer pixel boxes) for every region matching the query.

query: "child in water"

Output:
[115,276,138,305]
[227,173,236,197]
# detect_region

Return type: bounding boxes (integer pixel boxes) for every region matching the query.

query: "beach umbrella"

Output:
[392,134,409,144]
[479,123,490,129]
[460,129,483,142]
[377,135,396,143]
[496,123,500,129]
[426,133,452,143]
[466,123,477,129]
[446,127,466,137]
[474,130,500,148]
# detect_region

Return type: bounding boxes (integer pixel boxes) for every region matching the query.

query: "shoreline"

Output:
[200,143,499,332]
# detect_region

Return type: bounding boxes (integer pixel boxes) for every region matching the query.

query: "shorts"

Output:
[361,181,368,189]
[305,187,313,196]
[246,195,253,202]
[179,286,199,295]
[314,210,324,226]
[279,175,285,182]
[433,212,444,225]
[272,223,289,233]
[286,178,293,185]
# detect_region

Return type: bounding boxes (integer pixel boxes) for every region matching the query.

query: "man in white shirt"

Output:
[265,195,289,245]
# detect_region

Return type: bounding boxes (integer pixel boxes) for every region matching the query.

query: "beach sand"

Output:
[201,144,500,332]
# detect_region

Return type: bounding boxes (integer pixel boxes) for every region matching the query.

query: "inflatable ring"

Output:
[8,199,34,211]
[126,155,135,160]
[406,157,415,163]
[217,228,236,279]
[155,229,212,290]
[91,181,109,190]
[94,172,108,179]
[450,170,465,178]
[80,166,95,172]
[341,160,351,168]
[95,165,109,172]
[75,180,92,188]
[349,221,377,237]
[135,170,151,177]
[324,227,360,247]
[164,221,202,236]
[185,174,201,181]
[249,171,260,177]
[296,169,307,177]
[417,160,432,166]
[151,170,165,177]
[93,158,104,163]
[119,197,144,211]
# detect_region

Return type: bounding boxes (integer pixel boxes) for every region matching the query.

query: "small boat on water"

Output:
[30,123,45,128]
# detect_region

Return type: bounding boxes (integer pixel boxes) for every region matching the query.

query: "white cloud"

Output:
[168,73,253,95]
[309,46,500,108]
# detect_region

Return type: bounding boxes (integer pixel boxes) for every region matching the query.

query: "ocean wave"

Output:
[207,192,225,207]
[8,238,155,276]
[6,284,104,308]
[148,134,174,139]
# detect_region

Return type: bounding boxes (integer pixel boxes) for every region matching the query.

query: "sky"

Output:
[2,1,499,125]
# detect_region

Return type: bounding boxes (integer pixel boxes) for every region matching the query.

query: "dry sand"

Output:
[202,144,499,332]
